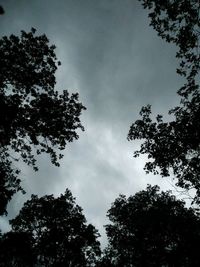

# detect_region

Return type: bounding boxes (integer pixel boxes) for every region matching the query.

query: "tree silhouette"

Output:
[0,6,4,14]
[10,189,101,266]
[138,0,200,98]
[101,185,200,267]
[0,28,86,214]
[0,160,23,215]
[128,0,200,202]
[0,231,36,267]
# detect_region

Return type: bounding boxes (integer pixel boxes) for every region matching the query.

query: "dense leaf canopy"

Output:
[101,185,200,266]
[0,28,86,214]
[9,189,101,266]
[0,231,35,267]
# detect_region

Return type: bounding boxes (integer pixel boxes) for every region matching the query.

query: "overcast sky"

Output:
[0,0,183,246]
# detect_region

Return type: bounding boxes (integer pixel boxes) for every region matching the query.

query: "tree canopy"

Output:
[0,28,86,214]
[0,231,35,267]
[8,189,101,266]
[139,0,200,98]
[101,185,200,266]
[128,0,200,202]
[2,2,200,266]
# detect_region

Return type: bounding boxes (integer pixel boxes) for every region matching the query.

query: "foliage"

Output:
[128,0,200,202]
[102,185,200,266]
[0,159,23,215]
[139,0,200,98]
[128,101,200,202]
[10,189,101,267]
[0,28,86,214]
[0,231,36,267]
[0,28,85,168]
[0,6,4,15]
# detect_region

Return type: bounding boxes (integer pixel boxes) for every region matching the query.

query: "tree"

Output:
[10,189,101,266]
[138,0,200,98]
[0,231,36,267]
[102,185,200,267]
[0,28,86,214]
[128,0,200,202]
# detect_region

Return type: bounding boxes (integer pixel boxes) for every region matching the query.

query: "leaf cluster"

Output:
[128,99,200,202]
[0,28,86,214]
[101,185,200,266]
[139,0,200,97]
[1,189,101,267]
[0,28,85,169]
[128,0,200,202]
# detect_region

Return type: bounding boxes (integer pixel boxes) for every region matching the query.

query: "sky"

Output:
[0,0,184,246]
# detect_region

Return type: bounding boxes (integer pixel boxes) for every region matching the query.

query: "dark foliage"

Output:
[128,101,200,202]
[0,28,86,214]
[0,160,23,215]
[139,0,200,98]
[0,6,4,15]
[128,0,200,202]
[101,185,200,267]
[10,189,101,267]
[0,231,36,267]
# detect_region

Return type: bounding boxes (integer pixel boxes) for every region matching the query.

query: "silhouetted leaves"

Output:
[102,185,200,266]
[128,100,200,202]
[0,232,36,267]
[139,0,200,98]
[0,28,85,167]
[0,28,86,213]
[0,159,24,215]
[10,189,101,266]
[0,6,4,15]
[128,0,200,202]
